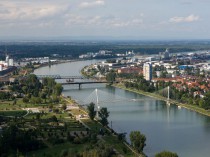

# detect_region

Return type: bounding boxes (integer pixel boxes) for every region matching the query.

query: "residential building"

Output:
[143,63,152,81]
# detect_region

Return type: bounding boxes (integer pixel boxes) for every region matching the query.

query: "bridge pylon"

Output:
[167,86,170,106]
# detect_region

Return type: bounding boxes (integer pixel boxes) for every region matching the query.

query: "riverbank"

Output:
[113,83,210,117]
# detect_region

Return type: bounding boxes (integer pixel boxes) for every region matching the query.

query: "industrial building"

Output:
[0,54,16,76]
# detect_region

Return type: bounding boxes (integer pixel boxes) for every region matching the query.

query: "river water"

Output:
[34,60,210,157]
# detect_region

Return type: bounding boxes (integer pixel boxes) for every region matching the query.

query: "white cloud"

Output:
[0,1,68,21]
[169,14,199,23]
[79,0,105,8]
[108,18,143,28]
[65,14,143,28]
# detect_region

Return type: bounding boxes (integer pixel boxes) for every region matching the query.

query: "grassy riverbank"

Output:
[113,83,210,117]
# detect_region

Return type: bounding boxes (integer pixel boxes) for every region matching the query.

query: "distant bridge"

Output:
[61,81,117,89]
[36,75,85,80]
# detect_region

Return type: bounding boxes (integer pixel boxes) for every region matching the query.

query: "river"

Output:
[34,60,210,157]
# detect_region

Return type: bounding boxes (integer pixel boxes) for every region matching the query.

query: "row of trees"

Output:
[124,75,155,92]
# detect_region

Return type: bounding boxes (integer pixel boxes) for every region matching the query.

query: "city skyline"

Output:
[0,0,210,40]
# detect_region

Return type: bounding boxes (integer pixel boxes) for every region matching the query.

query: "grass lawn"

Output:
[0,99,41,110]
[70,108,86,116]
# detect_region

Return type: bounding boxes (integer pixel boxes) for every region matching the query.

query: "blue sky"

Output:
[0,0,209,40]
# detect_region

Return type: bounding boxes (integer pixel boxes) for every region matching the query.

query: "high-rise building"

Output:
[143,63,152,81]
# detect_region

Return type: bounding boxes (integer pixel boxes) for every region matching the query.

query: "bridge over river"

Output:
[36,75,115,89]
[61,81,115,89]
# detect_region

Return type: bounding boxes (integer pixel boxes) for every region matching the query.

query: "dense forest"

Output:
[1,40,210,59]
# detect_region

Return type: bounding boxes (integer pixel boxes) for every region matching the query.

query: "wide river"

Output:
[34,60,210,157]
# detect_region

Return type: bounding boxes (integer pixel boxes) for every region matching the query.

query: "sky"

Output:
[0,0,210,40]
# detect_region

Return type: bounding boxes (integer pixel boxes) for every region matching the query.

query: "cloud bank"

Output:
[79,0,105,8]
[169,14,199,23]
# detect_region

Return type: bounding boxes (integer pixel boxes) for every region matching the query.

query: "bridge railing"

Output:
[36,75,85,79]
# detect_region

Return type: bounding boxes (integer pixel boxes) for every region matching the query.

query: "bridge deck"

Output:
[36,75,85,79]
[61,81,112,85]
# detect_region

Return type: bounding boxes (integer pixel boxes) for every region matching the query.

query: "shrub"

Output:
[73,137,81,144]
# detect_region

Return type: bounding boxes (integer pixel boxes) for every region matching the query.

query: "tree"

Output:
[129,131,146,152]
[36,113,41,120]
[13,99,17,105]
[199,99,205,108]
[98,107,109,126]
[22,86,28,94]
[87,102,96,120]
[202,91,210,110]
[0,92,11,100]
[51,94,60,103]
[155,151,178,157]
[62,104,67,111]
[51,115,58,122]
[23,97,29,103]
[53,108,59,113]
[40,91,47,100]
[54,83,63,96]
[106,72,116,83]
[31,96,42,104]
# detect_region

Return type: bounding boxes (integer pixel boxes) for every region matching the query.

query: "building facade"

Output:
[143,63,152,81]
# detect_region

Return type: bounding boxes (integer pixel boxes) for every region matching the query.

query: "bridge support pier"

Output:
[79,84,82,90]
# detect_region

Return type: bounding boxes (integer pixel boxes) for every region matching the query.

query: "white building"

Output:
[0,65,3,71]
[143,63,152,81]
[9,59,14,66]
